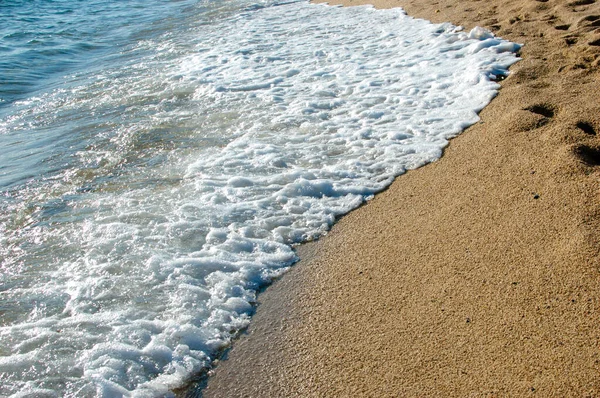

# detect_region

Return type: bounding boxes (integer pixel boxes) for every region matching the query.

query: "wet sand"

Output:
[199,0,600,396]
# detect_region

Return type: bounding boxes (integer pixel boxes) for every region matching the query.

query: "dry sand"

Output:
[197,0,600,396]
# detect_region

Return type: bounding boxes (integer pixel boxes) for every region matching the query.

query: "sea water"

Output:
[0,0,520,396]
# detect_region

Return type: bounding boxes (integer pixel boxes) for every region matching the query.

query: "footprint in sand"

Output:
[573,144,600,165]
[571,120,600,166]
[525,103,556,118]
[576,121,597,136]
[589,37,600,45]
[568,0,596,7]
[576,14,600,29]
[564,35,579,45]
[508,103,556,132]
[555,23,571,30]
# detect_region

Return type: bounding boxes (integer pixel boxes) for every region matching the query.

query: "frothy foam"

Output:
[0,0,519,396]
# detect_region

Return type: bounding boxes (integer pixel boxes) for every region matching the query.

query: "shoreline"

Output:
[198,0,600,396]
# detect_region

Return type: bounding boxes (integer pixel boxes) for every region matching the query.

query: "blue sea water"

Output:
[0,0,519,396]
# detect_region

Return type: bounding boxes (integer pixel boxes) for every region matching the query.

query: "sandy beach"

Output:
[198,0,600,396]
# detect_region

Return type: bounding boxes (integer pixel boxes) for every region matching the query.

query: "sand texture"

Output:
[198,0,600,396]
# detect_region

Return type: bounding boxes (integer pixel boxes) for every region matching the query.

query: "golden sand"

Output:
[200,0,600,396]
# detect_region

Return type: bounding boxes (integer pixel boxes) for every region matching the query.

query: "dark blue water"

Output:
[0,0,230,190]
[0,0,197,107]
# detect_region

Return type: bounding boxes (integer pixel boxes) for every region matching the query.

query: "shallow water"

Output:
[0,0,519,395]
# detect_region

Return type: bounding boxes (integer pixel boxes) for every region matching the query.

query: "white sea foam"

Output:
[0,0,519,396]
